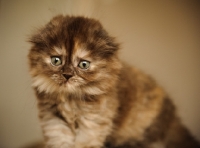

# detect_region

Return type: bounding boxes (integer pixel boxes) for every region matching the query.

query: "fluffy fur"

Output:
[28,15,200,148]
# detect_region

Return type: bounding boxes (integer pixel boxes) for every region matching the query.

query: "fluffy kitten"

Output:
[28,15,200,148]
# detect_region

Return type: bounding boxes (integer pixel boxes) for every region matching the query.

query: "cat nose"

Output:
[62,67,74,80]
[62,74,73,80]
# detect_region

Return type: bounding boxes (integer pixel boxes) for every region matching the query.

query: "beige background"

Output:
[0,0,200,147]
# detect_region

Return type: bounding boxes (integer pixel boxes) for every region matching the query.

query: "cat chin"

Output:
[64,83,106,96]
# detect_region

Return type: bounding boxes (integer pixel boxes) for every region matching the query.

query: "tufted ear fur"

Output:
[29,15,65,46]
[29,15,120,58]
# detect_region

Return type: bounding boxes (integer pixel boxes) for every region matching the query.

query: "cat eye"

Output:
[51,57,62,66]
[78,60,90,69]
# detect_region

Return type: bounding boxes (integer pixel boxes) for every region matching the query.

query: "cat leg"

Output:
[40,113,75,148]
[74,114,114,148]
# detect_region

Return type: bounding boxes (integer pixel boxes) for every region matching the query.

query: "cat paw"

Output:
[45,143,73,148]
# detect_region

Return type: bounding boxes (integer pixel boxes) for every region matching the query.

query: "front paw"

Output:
[45,143,74,148]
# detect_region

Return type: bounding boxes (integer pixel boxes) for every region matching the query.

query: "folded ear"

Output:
[28,15,65,47]
[92,29,120,58]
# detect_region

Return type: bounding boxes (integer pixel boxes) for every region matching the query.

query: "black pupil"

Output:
[82,62,86,67]
[55,58,59,64]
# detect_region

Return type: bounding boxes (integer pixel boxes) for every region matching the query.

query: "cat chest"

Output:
[55,98,114,147]
[57,101,108,147]
[58,102,78,127]
[57,100,102,131]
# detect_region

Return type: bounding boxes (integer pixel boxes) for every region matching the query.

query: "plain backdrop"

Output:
[0,0,200,148]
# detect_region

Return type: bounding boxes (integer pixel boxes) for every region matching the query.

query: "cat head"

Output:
[28,15,121,96]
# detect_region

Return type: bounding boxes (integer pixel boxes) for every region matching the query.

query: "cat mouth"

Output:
[62,80,69,86]
[62,79,73,86]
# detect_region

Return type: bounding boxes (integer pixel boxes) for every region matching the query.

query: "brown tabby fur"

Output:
[28,15,200,148]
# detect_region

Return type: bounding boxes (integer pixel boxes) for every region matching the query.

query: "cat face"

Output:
[28,15,121,96]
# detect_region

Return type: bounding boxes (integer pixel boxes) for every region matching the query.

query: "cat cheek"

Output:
[32,75,58,93]
[50,74,62,84]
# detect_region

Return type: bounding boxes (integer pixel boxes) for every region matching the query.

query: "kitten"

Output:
[28,15,200,148]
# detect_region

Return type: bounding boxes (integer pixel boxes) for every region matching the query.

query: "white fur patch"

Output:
[32,75,57,93]
[54,47,63,55]
[72,46,91,66]
[76,48,90,59]
[83,86,104,95]
[53,46,67,56]
[41,117,75,147]
[44,57,51,64]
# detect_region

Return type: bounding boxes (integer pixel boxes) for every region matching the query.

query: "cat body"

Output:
[28,15,200,148]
